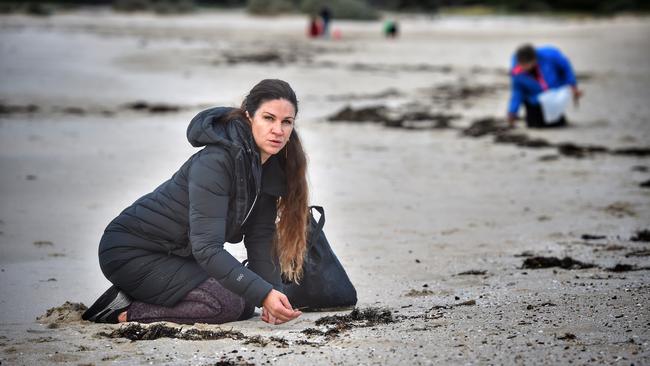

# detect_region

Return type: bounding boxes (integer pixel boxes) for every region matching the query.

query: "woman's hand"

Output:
[261,289,302,325]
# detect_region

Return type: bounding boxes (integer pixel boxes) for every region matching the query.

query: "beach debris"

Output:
[612,147,650,157]
[224,51,290,64]
[521,256,595,270]
[303,307,395,339]
[631,165,648,172]
[456,269,488,276]
[581,234,606,240]
[98,322,246,341]
[460,117,650,159]
[461,117,510,137]
[640,180,650,188]
[326,88,403,101]
[493,133,553,148]
[243,335,292,348]
[556,333,577,340]
[220,48,314,66]
[79,93,643,163]
[514,251,535,257]
[425,299,476,319]
[346,62,453,74]
[538,154,560,161]
[327,105,459,129]
[601,245,626,251]
[605,264,650,272]
[315,307,394,326]
[98,322,317,347]
[385,112,460,130]
[0,103,39,115]
[625,249,650,257]
[424,83,506,106]
[37,301,87,324]
[603,202,637,218]
[556,142,609,158]
[328,105,389,123]
[60,106,86,115]
[630,230,650,242]
[404,289,434,297]
[429,299,476,310]
[214,358,255,366]
[33,240,53,247]
[525,302,557,310]
[123,102,182,113]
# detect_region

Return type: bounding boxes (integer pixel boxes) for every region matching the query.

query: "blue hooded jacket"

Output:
[508,46,577,115]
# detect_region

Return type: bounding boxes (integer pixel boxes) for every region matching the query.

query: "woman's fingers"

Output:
[264,310,277,324]
[261,307,284,324]
[260,292,302,325]
[269,309,291,323]
[272,300,300,320]
[261,311,268,323]
[278,294,302,319]
[278,294,292,309]
[269,308,300,323]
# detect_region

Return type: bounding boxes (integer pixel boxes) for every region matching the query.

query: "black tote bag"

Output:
[283,206,357,311]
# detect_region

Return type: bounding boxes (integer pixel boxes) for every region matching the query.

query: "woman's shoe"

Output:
[82,285,131,323]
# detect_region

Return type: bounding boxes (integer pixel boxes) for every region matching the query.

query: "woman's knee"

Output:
[195,278,247,322]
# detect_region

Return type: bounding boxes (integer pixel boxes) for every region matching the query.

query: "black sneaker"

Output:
[82,285,132,323]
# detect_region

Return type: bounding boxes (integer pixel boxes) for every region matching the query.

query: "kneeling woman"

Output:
[83,79,307,325]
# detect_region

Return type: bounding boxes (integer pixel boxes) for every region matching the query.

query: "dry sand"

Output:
[1,9,649,365]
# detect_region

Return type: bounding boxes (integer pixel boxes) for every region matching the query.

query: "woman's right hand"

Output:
[261,289,302,325]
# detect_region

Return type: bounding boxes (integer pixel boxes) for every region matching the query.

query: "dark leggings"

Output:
[525,102,567,128]
[127,277,254,324]
[99,229,254,325]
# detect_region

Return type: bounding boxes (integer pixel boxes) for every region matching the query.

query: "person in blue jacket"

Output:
[507,44,583,128]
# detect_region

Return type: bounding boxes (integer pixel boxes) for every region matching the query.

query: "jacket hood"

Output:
[186,107,257,155]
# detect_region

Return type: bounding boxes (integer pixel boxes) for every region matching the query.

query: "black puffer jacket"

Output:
[106,107,284,307]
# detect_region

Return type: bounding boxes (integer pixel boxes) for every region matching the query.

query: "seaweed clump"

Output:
[521,256,595,270]
[303,307,394,339]
[98,323,246,341]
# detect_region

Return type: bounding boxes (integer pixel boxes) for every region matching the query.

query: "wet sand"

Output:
[1,9,649,365]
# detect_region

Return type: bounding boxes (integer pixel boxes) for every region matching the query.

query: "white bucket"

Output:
[538,86,571,124]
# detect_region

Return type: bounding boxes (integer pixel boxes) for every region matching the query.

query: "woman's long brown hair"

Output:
[228,79,309,283]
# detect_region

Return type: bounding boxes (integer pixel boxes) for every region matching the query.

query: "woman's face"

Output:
[248,98,295,163]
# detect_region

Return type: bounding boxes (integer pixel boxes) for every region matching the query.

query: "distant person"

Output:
[320,6,331,38]
[507,44,583,128]
[384,20,399,38]
[82,79,308,326]
[308,15,321,38]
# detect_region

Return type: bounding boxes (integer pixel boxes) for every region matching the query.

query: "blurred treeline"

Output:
[1,0,648,18]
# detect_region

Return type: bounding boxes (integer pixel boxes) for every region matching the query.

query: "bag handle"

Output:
[309,206,325,242]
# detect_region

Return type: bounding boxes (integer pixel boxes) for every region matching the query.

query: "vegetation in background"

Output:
[113,0,195,13]
[0,0,648,16]
[246,0,293,15]
[0,2,56,15]
[244,0,379,20]
[299,0,378,20]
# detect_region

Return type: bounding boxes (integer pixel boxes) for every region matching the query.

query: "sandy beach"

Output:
[1,9,649,365]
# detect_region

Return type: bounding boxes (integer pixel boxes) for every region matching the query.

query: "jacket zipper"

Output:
[241,148,262,226]
[241,190,259,226]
